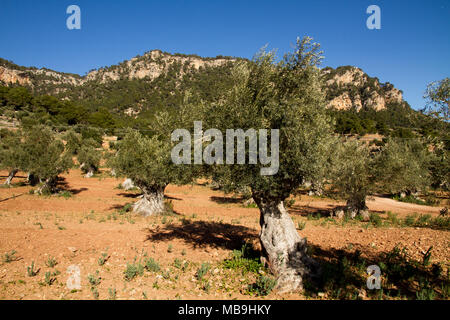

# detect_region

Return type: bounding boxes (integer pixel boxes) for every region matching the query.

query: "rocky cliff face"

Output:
[0,51,233,89]
[84,50,232,83]
[322,66,403,111]
[0,66,32,86]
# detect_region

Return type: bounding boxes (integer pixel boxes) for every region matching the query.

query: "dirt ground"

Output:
[0,169,448,300]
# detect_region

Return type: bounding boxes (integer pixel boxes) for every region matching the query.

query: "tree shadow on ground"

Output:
[288,204,385,218]
[0,193,25,202]
[108,203,183,216]
[210,196,244,205]
[109,203,128,211]
[116,192,181,201]
[54,177,88,195]
[66,187,88,195]
[288,205,332,218]
[165,195,182,201]
[144,220,258,250]
[304,243,449,300]
[116,192,141,199]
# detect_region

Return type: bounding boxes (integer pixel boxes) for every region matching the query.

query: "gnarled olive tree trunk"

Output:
[346,196,370,221]
[36,176,58,194]
[133,184,166,217]
[4,169,18,185]
[27,173,40,186]
[252,191,320,293]
[80,163,96,178]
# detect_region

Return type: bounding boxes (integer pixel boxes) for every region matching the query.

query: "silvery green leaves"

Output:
[171,121,279,176]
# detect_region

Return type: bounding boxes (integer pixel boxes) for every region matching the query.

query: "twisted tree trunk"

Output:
[36,176,58,194]
[252,191,320,293]
[346,197,370,221]
[80,163,95,178]
[27,173,40,186]
[4,169,18,185]
[132,184,166,217]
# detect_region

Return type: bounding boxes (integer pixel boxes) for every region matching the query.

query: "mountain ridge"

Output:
[0,50,407,113]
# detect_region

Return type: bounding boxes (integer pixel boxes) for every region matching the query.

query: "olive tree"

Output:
[330,137,431,219]
[424,77,449,121]
[197,37,335,292]
[375,138,431,196]
[63,129,83,155]
[0,129,27,185]
[109,112,196,216]
[22,126,73,194]
[329,140,374,219]
[63,129,102,177]
[423,78,449,190]
[78,144,102,178]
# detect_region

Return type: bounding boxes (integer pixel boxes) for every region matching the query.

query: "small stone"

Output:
[68,247,77,253]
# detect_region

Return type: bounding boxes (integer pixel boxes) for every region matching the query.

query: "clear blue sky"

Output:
[0,0,449,110]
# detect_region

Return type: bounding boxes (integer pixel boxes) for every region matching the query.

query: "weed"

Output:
[248,276,277,296]
[98,252,109,266]
[144,257,161,273]
[161,269,171,280]
[45,257,57,268]
[43,271,56,286]
[58,191,72,199]
[91,287,99,300]
[27,261,39,277]
[422,247,433,266]
[297,221,306,230]
[246,203,258,208]
[370,213,382,227]
[386,211,399,225]
[108,288,117,300]
[284,198,296,208]
[87,271,101,286]
[117,203,132,215]
[34,222,44,229]
[2,250,19,263]
[223,243,263,275]
[196,263,211,281]
[404,213,418,227]
[202,281,211,293]
[173,258,182,269]
[124,259,144,281]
